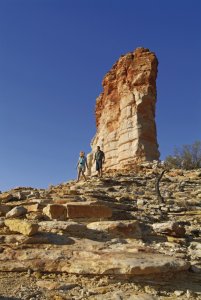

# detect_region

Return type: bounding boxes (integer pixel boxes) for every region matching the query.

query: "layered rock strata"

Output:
[88,47,160,174]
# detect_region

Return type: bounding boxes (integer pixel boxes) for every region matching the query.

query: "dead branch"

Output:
[155,170,166,203]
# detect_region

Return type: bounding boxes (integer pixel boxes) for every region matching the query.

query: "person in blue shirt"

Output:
[76,151,88,182]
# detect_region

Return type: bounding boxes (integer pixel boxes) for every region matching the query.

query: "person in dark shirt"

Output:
[94,146,105,177]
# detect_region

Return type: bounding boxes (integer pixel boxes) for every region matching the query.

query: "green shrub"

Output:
[165,141,201,170]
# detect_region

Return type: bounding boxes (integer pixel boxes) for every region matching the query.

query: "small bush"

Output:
[165,141,201,170]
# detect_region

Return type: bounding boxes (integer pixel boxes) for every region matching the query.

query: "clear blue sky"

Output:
[0,0,200,191]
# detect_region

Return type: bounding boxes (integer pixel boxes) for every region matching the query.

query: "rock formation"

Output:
[88,47,160,174]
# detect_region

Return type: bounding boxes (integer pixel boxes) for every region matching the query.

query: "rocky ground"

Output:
[0,163,201,300]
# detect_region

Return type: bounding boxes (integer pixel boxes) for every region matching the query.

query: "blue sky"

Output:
[0,0,200,191]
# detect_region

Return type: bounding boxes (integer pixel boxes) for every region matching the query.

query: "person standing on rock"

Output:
[94,146,105,177]
[77,151,88,182]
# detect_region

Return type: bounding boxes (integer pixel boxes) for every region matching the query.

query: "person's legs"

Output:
[99,160,103,177]
[77,168,82,182]
[81,170,87,181]
[96,161,100,177]
[100,167,103,177]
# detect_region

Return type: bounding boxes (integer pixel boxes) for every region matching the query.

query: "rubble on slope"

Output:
[0,164,201,299]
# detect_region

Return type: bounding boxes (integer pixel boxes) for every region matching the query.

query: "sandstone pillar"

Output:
[89,47,160,175]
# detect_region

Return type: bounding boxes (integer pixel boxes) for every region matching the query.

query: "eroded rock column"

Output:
[88,47,160,175]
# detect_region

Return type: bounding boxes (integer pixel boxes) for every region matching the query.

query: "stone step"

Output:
[42,203,112,220]
[0,248,190,275]
[87,220,142,239]
[66,203,112,219]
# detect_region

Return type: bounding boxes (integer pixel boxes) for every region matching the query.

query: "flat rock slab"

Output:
[39,220,86,233]
[43,203,112,221]
[87,220,142,238]
[66,203,112,219]
[0,248,190,275]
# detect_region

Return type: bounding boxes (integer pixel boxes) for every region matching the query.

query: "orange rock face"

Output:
[66,203,112,219]
[88,47,160,174]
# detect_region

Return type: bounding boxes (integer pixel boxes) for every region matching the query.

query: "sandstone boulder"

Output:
[5,219,39,236]
[43,204,67,221]
[6,206,27,218]
[0,193,13,203]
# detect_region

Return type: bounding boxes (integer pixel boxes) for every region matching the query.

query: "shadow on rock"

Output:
[0,297,21,300]
[70,227,112,242]
[24,232,75,245]
[73,228,139,243]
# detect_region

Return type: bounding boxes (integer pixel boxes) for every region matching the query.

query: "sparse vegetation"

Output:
[165,141,201,170]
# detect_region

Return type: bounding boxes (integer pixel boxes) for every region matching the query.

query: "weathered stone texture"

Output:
[6,206,27,218]
[87,220,142,238]
[66,203,112,219]
[88,47,160,174]
[0,248,190,274]
[43,204,67,221]
[5,219,39,236]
